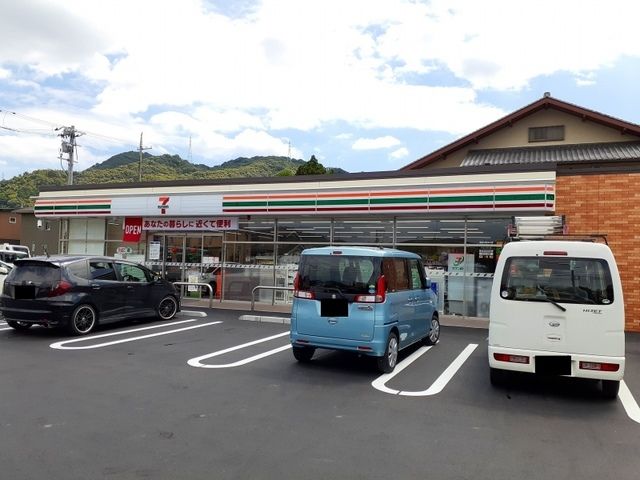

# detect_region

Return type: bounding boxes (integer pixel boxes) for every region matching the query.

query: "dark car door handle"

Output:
[91,284,101,290]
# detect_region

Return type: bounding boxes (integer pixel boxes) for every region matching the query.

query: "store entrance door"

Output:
[148,233,222,298]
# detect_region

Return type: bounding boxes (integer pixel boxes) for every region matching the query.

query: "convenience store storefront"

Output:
[34,168,555,317]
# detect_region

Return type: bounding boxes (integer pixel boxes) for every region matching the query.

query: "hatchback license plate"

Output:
[14,285,36,300]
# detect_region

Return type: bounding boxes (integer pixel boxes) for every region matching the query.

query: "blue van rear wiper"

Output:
[536,285,567,312]
[323,286,347,299]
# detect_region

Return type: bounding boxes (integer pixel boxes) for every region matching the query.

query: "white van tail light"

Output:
[579,361,619,372]
[543,251,568,256]
[293,273,315,299]
[355,275,386,303]
[494,353,530,364]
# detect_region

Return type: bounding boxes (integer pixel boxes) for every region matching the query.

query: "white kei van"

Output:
[488,240,624,398]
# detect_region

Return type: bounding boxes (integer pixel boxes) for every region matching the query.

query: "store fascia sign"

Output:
[141,217,239,231]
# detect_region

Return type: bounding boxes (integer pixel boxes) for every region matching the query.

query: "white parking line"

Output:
[619,381,640,424]
[50,319,222,350]
[372,343,478,396]
[179,310,207,317]
[188,331,290,369]
[0,327,11,331]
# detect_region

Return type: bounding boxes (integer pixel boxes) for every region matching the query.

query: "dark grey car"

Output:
[0,255,180,335]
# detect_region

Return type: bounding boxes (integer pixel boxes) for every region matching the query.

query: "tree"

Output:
[295,155,327,175]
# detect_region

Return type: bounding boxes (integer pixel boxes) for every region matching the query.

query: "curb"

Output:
[238,314,488,329]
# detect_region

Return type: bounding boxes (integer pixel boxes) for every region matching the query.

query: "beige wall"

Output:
[425,109,639,169]
[20,213,61,256]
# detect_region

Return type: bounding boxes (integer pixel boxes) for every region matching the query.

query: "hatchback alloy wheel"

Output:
[68,304,97,336]
[158,296,178,320]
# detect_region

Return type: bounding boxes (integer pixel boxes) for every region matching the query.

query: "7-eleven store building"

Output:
[32,95,640,331]
[34,167,555,318]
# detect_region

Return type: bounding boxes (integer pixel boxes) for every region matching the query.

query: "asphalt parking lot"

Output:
[1,309,639,480]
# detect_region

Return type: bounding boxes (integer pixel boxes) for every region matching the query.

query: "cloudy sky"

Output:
[0,0,639,179]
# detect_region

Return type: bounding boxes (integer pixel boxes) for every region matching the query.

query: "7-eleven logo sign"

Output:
[158,196,170,214]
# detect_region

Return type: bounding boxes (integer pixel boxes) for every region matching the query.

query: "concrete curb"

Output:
[238,314,489,329]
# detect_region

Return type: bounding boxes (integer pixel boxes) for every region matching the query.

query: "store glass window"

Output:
[465,218,509,244]
[332,218,393,244]
[277,218,331,243]
[395,218,465,244]
[223,243,275,302]
[226,218,274,243]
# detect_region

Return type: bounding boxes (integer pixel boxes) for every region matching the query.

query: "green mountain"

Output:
[0,153,346,208]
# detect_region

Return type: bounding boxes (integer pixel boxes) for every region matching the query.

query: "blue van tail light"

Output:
[494,353,530,364]
[48,280,72,297]
[293,272,315,299]
[355,275,386,303]
[579,361,619,372]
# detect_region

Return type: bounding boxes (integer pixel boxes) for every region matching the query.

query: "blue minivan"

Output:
[290,246,439,373]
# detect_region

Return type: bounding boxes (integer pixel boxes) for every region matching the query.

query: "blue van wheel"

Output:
[377,333,398,373]
[423,315,440,345]
[292,346,315,363]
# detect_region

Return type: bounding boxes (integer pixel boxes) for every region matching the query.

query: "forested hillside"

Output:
[0,153,344,208]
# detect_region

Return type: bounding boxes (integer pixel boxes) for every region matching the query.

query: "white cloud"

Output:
[390,147,409,160]
[352,136,402,150]
[1,0,640,176]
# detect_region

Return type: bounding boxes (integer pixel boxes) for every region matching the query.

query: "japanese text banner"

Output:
[142,217,238,231]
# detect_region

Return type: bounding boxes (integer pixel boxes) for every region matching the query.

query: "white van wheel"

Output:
[490,367,507,386]
[601,380,620,399]
[377,333,398,374]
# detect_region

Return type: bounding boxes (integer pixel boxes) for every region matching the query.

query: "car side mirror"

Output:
[0,266,8,275]
[424,277,431,289]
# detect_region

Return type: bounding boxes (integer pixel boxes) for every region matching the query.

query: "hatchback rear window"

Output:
[501,256,614,305]
[10,263,61,284]
[298,255,381,294]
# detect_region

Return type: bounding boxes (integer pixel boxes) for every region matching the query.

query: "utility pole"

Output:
[138,132,152,182]
[56,125,83,185]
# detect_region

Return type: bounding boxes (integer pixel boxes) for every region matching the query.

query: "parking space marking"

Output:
[0,327,12,331]
[188,331,290,369]
[49,319,222,350]
[372,343,478,396]
[619,381,640,424]
[179,310,207,317]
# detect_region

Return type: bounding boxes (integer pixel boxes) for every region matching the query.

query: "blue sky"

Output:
[1,0,639,179]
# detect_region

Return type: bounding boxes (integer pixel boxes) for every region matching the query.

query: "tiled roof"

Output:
[461,141,640,167]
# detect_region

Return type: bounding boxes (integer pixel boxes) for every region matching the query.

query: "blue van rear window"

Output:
[298,255,381,294]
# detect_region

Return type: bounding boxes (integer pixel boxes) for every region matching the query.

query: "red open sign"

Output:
[123,217,143,242]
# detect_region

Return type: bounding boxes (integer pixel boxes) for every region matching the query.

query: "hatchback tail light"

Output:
[48,281,72,297]
[355,275,386,303]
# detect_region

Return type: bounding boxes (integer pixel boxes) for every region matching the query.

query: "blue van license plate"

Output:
[321,299,348,317]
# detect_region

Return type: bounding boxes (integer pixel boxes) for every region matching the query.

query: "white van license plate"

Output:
[535,356,571,376]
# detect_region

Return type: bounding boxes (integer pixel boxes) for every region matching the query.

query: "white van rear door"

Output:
[491,253,624,356]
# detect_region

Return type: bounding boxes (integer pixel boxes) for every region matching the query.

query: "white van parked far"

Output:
[488,240,624,399]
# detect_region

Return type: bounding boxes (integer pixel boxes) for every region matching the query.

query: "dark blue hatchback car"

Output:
[0,256,180,335]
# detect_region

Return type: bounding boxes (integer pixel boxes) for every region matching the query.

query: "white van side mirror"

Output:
[0,266,8,275]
